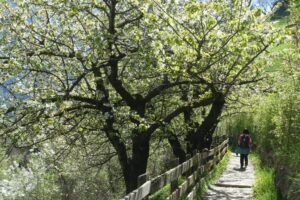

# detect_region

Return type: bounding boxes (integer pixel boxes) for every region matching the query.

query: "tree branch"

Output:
[227,43,270,94]
[42,95,105,108]
[146,96,214,136]
[144,80,200,102]
[108,55,138,110]
[117,13,143,28]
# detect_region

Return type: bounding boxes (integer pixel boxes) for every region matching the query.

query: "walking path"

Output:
[203,153,256,199]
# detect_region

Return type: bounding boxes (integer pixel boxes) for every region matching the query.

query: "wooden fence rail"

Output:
[121,137,228,200]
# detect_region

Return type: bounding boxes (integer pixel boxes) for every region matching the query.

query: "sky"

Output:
[252,0,277,11]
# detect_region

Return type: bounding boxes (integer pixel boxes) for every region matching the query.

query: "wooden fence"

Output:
[120,137,228,200]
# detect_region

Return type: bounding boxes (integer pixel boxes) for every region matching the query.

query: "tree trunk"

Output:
[59,175,75,200]
[167,132,186,163]
[189,92,225,151]
[186,125,198,155]
[122,130,151,193]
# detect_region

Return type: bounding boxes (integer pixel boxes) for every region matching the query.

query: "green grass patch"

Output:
[148,184,171,200]
[263,16,292,72]
[251,153,278,200]
[266,41,292,72]
[195,150,231,200]
[208,151,231,183]
[149,150,231,200]
[272,16,290,29]
[148,175,186,200]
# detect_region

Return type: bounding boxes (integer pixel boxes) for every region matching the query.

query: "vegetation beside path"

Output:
[225,1,300,199]
[195,151,231,200]
[251,153,278,200]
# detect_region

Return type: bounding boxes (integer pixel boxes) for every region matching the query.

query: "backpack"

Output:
[240,134,250,148]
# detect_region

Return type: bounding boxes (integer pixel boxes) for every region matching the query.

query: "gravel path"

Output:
[203,153,255,200]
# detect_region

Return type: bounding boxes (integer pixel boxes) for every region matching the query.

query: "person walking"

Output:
[238,129,252,169]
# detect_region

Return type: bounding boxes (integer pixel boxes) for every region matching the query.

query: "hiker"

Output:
[238,129,252,169]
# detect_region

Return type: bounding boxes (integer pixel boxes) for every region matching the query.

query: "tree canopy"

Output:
[0,0,280,198]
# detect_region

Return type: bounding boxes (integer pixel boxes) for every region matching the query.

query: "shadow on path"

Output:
[233,167,246,172]
[202,153,255,200]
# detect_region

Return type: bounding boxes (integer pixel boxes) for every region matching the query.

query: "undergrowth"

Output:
[149,150,231,200]
[195,150,231,200]
[251,153,278,200]
[149,184,171,200]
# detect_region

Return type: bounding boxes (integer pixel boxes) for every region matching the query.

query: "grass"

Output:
[149,150,231,200]
[251,153,279,200]
[148,176,188,200]
[207,150,231,183]
[149,184,171,200]
[265,41,292,72]
[263,15,292,72]
[195,150,231,200]
[272,16,290,29]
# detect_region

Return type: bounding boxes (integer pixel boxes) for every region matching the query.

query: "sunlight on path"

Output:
[203,153,255,199]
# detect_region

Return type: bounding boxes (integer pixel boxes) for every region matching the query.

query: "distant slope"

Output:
[271,0,290,20]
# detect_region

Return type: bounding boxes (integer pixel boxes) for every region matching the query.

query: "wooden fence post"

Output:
[138,173,148,200]
[120,138,229,200]
[138,173,148,187]
[170,158,179,192]
[184,154,192,178]
[202,148,209,165]
[186,154,191,160]
[193,150,198,156]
